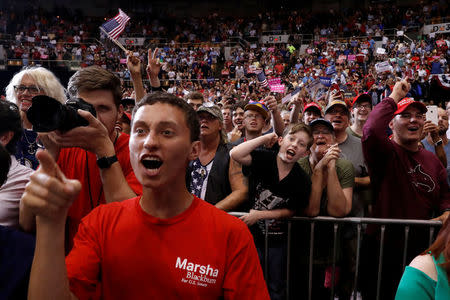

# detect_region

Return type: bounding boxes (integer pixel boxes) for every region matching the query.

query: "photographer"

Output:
[20,66,142,251]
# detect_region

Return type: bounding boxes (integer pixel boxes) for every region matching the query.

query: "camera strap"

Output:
[86,150,103,210]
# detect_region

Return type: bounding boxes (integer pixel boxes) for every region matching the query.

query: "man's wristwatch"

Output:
[97,155,118,169]
[434,139,443,147]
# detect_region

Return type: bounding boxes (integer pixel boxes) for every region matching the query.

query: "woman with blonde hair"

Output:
[5,66,66,169]
[396,217,450,299]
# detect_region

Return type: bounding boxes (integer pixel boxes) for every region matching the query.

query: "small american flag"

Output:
[257,71,269,87]
[100,9,130,40]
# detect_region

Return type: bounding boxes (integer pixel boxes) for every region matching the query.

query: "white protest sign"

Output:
[376,48,386,55]
[375,61,392,73]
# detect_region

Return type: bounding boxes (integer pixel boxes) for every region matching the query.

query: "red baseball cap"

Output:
[303,102,323,115]
[122,112,132,122]
[393,98,427,115]
[352,93,372,107]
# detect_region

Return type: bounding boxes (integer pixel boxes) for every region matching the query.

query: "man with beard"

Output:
[421,107,450,185]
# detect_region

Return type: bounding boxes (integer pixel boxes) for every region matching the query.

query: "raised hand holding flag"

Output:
[100,9,130,52]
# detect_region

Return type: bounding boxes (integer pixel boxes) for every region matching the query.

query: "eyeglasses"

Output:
[14,85,40,94]
[245,113,263,120]
[355,104,372,110]
[312,130,333,136]
[398,113,425,120]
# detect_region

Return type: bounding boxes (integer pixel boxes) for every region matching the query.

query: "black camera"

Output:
[27,95,97,132]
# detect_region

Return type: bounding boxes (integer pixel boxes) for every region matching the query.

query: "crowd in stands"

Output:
[0,1,449,95]
[0,1,449,300]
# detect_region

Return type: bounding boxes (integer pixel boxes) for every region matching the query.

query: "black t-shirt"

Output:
[245,150,311,237]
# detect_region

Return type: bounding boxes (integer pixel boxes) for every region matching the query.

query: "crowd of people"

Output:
[0,1,449,300]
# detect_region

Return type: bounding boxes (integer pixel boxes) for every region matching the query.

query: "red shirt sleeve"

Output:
[222,222,270,300]
[66,209,102,300]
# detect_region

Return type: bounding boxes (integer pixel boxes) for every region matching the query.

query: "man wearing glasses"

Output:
[232,97,284,146]
[347,94,373,139]
[324,96,372,299]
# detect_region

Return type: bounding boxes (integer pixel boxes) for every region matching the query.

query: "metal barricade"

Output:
[230,213,442,300]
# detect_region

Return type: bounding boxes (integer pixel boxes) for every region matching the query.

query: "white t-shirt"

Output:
[0,156,33,228]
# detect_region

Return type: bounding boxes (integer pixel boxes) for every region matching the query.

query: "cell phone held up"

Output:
[426,105,438,125]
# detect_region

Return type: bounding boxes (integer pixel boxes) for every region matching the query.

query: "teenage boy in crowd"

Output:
[21,66,142,251]
[22,92,269,300]
[232,96,285,146]
[230,123,312,300]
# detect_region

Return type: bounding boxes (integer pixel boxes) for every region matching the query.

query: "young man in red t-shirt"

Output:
[20,66,142,250]
[22,92,269,300]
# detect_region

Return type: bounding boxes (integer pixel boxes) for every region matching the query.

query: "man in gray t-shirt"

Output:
[324,98,373,299]
[325,99,371,217]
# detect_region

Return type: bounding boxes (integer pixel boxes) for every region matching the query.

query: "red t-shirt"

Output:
[66,196,270,300]
[57,133,142,249]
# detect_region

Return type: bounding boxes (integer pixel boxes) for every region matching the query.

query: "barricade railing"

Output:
[229,213,442,300]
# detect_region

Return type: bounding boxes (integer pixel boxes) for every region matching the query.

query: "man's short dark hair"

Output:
[67,66,122,107]
[231,101,247,113]
[133,92,200,142]
[185,91,204,102]
[0,101,22,154]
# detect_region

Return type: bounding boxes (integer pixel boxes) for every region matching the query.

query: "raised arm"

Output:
[288,91,304,124]
[127,51,146,102]
[230,133,277,166]
[22,150,80,300]
[265,96,285,136]
[62,110,137,203]
[146,48,162,90]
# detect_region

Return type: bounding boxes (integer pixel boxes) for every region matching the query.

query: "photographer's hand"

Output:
[37,132,61,162]
[51,109,116,158]
[51,109,138,204]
